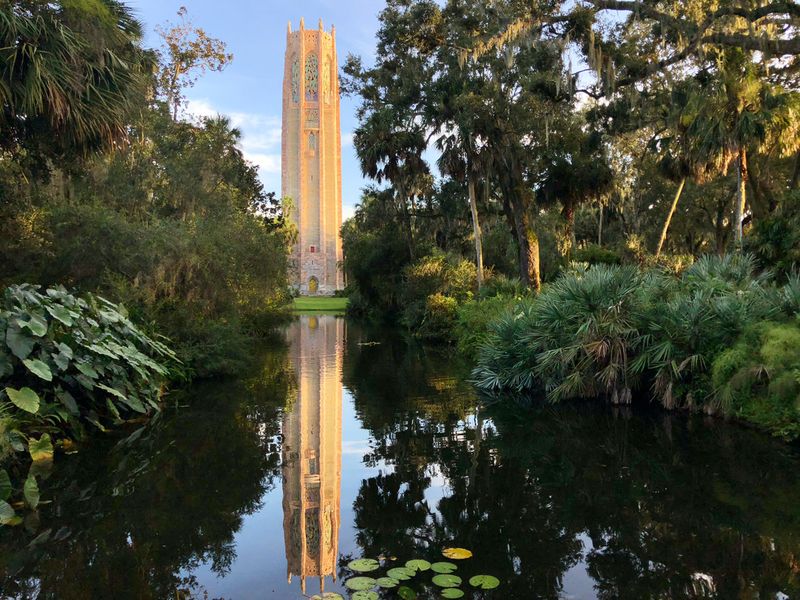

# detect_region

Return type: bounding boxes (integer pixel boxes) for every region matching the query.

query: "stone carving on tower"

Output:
[282,315,343,595]
[282,18,344,296]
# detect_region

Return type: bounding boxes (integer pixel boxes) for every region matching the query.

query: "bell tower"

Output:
[282,18,344,295]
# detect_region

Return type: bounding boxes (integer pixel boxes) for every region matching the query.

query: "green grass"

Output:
[292,296,349,313]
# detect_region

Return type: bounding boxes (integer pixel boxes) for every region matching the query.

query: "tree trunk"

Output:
[511,193,540,292]
[597,204,604,246]
[655,177,686,258]
[467,177,484,289]
[561,201,576,258]
[734,146,748,249]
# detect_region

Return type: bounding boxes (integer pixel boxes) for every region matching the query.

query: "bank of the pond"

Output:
[292,296,349,313]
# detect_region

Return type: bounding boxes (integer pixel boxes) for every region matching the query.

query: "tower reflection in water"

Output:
[282,315,344,596]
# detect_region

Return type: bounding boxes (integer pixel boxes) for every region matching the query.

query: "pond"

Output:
[1,314,800,599]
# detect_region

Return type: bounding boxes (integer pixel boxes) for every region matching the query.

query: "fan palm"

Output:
[0,0,149,161]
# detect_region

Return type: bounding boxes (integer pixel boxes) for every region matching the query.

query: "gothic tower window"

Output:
[308,132,316,150]
[291,58,300,103]
[305,53,319,101]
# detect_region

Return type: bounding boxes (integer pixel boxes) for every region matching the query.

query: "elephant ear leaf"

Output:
[29,434,54,463]
[23,359,52,381]
[5,387,40,414]
[6,326,34,359]
[23,475,39,509]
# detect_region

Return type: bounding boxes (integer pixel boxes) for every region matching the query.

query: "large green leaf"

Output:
[431,562,457,574]
[351,592,378,600]
[469,575,500,590]
[23,475,39,509]
[5,387,40,414]
[405,559,431,572]
[397,587,417,600]
[387,566,415,581]
[45,304,73,326]
[57,389,79,415]
[0,500,16,525]
[0,352,12,378]
[22,358,53,381]
[440,589,465,598]
[0,470,11,501]
[20,313,48,337]
[375,577,399,588]
[6,326,34,359]
[348,558,380,573]
[29,434,54,463]
[75,362,99,379]
[344,577,377,591]
[432,574,461,588]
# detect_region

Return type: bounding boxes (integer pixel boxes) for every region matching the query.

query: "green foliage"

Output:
[571,243,621,266]
[401,253,476,340]
[474,255,800,433]
[455,295,518,358]
[712,322,800,440]
[0,284,176,445]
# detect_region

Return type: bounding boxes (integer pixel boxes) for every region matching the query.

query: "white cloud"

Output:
[184,97,282,192]
[341,131,355,147]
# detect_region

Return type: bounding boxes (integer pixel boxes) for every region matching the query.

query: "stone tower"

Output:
[282,315,343,595]
[282,18,344,296]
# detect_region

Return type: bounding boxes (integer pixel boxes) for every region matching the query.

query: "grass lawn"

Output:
[292,296,349,312]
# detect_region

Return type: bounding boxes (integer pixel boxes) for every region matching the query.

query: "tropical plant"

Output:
[1,284,177,453]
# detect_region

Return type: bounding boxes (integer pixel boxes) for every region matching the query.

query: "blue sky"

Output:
[128,0,387,219]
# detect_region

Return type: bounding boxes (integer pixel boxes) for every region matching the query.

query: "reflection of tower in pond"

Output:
[282,315,343,595]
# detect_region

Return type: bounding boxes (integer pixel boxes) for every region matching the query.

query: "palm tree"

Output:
[684,52,800,249]
[0,0,149,161]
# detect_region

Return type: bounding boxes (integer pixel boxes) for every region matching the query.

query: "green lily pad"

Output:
[430,562,458,574]
[352,592,378,600]
[348,558,380,573]
[310,594,344,600]
[432,574,462,588]
[376,577,399,588]
[387,566,415,581]
[345,576,377,591]
[397,587,417,600]
[469,574,500,589]
[441,589,465,599]
[405,559,431,572]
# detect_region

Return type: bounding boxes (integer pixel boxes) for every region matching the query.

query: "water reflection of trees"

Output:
[343,327,800,599]
[0,347,291,600]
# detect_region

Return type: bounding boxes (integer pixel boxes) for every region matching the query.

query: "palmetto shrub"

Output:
[474,255,797,426]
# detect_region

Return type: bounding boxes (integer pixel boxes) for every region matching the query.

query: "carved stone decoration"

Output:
[305,53,319,101]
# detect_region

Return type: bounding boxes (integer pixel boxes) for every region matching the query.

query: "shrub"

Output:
[1,284,177,453]
[571,243,622,266]
[455,295,519,358]
[418,293,459,341]
[712,322,800,440]
[401,253,477,335]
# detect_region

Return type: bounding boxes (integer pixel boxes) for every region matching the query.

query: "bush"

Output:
[712,322,800,440]
[455,295,519,358]
[571,243,622,266]
[401,253,477,336]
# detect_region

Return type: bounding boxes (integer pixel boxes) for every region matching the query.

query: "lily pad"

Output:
[352,592,378,600]
[441,590,465,599]
[348,558,380,573]
[387,566,415,581]
[405,559,431,572]
[469,574,500,590]
[345,577,377,591]
[430,562,458,574]
[442,547,472,560]
[375,577,399,588]
[397,587,417,600]
[432,574,462,588]
[310,594,344,600]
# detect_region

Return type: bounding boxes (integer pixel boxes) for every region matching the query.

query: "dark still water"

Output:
[2,315,800,599]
